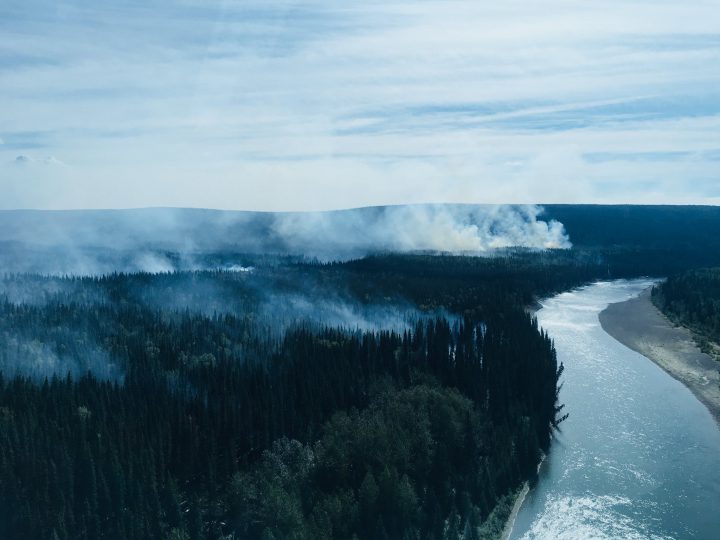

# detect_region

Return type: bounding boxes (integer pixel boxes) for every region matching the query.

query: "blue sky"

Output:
[1,0,719,210]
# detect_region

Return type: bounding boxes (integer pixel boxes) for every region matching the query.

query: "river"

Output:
[507,280,720,539]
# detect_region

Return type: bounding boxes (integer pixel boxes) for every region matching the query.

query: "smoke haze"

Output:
[274,204,570,254]
[0,204,570,275]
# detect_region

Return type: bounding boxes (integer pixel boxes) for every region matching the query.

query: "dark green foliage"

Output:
[0,255,571,539]
[652,268,720,356]
[4,205,718,540]
[231,384,523,540]
[542,205,720,277]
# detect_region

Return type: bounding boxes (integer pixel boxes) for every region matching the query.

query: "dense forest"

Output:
[0,253,582,540]
[652,268,720,359]
[3,204,720,539]
[540,205,720,277]
[3,205,720,276]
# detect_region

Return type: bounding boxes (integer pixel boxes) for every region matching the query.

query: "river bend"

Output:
[509,280,720,539]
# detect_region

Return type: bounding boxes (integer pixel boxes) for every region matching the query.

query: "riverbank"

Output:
[599,287,720,425]
[498,452,546,540]
[499,482,529,540]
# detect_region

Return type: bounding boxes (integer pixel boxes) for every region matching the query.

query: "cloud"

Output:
[11,154,65,166]
[42,156,66,166]
[0,1,718,209]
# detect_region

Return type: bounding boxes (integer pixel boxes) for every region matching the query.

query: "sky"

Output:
[1,0,719,210]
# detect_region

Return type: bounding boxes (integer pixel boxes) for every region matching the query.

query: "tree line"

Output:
[0,254,581,539]
[652,267,720,358]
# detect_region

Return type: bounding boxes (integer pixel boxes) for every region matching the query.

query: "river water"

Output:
[508,280,720,540]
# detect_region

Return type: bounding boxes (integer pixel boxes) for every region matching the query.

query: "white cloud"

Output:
[11,154,66,167]
[41,156,66,166]
[0,0,718,209]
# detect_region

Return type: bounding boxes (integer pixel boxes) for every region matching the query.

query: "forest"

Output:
[0,253,584,540]
[652,267,720,359]
[2,204,720,539]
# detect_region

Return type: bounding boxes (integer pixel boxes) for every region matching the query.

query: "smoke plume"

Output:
[0,204,571,274]
[273,204,570,255]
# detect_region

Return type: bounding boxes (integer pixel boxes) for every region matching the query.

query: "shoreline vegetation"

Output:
[599,287,720,425]
[0,261,566,539]
[498,483,529,540]
[651,268,720,362]
[498,452,547,540]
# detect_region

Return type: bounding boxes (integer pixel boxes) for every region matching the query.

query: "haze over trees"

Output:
[0,256,571,540]
[2,204,720,276]
[1,204,720,539]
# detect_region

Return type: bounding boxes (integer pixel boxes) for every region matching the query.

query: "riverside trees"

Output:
[0,254,570,539]
[652,267,720,357]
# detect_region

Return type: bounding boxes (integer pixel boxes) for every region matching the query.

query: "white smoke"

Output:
[0,332,122,382]
[132,252,176,274]
[272,204,571,254]
[226,265,254,272]
[0,204,572,275]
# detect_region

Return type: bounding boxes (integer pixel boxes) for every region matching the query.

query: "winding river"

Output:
[508,280,720,539]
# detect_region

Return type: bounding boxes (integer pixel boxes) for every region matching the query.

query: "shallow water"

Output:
[508,280,720,540]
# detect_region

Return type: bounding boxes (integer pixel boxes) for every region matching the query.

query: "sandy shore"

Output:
[599,287,720,425]
[499,452,546,540]
[499,482,529,540]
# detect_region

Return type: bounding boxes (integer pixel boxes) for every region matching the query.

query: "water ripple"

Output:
[509,280,720,540]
